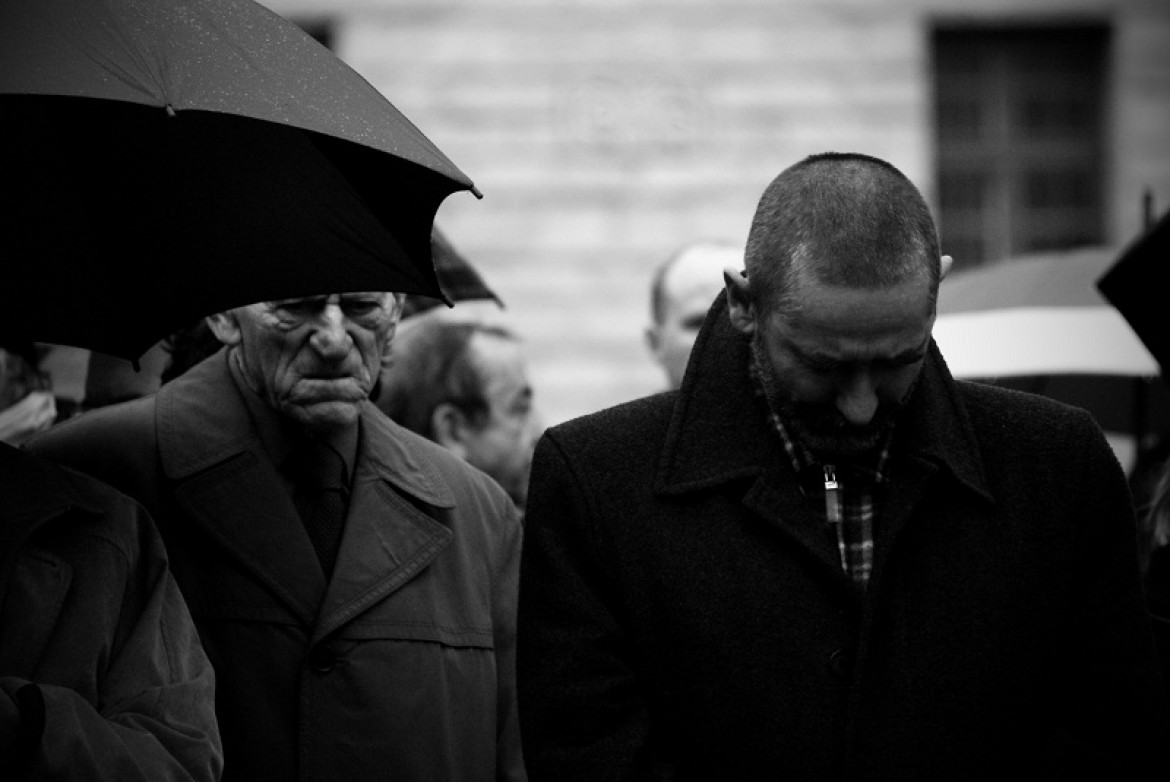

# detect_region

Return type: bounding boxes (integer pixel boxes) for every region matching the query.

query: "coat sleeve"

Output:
[1,496,222,782]
[517,432,669,782]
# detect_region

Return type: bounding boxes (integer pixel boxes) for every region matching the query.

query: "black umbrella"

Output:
[402,228,504,319]
[1098,209,1170,377]
[0,0,478,361]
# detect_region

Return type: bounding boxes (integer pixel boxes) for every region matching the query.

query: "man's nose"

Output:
[310,304,351,356]
[836,372,879,426]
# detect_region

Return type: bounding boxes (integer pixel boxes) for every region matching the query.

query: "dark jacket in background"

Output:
[518,293,1169,781]
[30,350,526,782]
[0,443,221,781]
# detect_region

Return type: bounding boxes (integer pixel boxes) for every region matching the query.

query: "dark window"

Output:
[933,24,1108,269]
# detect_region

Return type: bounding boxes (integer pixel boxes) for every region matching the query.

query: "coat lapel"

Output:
[312,406,457,642]
[654,294,846,576]
[157,352,325,626]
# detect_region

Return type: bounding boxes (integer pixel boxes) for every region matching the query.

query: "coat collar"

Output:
[655,293,992,504]
[157,349,456,509]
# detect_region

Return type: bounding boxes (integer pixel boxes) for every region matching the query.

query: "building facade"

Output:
[267,0,1170,425]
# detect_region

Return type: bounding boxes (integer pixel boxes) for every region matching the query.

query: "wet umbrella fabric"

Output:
[932,246,1169,437]
[0,0,477,361]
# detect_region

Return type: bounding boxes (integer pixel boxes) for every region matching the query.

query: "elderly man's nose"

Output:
[836,374,879,426]
[310,305,351,355]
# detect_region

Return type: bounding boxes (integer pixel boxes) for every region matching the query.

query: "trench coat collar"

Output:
[654,292,992,505]
[155,350,457,628]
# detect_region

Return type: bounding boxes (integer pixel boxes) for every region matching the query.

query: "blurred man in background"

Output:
[376,313,543,515]
[645,240,742,389]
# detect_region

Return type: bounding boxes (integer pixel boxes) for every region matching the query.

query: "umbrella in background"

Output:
[402,228,504,319]
[932,246,1170,442]
[1098,209,1170,376]
[0,0,478,362]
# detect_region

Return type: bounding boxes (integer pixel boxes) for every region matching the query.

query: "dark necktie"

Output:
[288,440,349,580]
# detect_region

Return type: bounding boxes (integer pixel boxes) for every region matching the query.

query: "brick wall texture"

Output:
[265,0,1170,426]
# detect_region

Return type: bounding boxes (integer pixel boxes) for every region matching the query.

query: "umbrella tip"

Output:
[471,185,484,200]
[165,104,176,118]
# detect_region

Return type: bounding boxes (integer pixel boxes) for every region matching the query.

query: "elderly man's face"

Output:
[209,292,403,434]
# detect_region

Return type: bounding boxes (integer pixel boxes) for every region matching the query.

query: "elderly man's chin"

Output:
[282,400,364,434]
[281,383,370,433]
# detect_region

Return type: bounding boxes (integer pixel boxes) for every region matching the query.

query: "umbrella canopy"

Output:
[1098,210,1170,375]
[402,228,504,319]
[932,246,1169,437]
[0,0,478,361]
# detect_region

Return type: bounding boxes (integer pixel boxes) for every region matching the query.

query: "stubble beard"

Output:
[750,334,902,461]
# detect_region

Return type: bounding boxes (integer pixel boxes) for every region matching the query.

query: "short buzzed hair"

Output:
[378,318,517,440]
[744,152,940,317]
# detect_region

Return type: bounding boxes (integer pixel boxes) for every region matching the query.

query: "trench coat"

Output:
[30,350,525,782]
[0,443,221,781]
[517,293,1169,781]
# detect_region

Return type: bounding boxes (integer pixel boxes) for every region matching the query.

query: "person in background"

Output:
[645,239,742,390]
[0,340,56,445]
[517,152,1167,780]
[30,291,525,781]
[375,313,543,515]
[1,442,222,781]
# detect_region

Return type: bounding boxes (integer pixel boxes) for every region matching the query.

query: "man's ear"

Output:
[205,311,242,346]
[939,254,954,282]
[430,402,470,459]
[723,267,756,335]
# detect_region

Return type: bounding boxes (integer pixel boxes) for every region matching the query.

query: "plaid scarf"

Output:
[751,364,890,588]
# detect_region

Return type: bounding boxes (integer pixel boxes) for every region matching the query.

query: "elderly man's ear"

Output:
[940,254,954,281]
[206,311,242,346]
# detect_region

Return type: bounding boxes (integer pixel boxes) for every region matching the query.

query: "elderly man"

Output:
[517,153,1168,779]
[375,315,543,514]
[645,239,742,389]
[31,292,525,781]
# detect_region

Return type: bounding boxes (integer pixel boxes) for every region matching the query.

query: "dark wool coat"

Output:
[30,350,526,782]
[0,444,221,781]
[517,294,1169,781]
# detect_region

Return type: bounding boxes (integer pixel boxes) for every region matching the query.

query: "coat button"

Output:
[307,646,336,674]
[828,647,853,679]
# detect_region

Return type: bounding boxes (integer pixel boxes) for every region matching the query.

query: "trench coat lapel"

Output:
[654,294,849,579]
[157,352,325,626]
[312,406,457,643]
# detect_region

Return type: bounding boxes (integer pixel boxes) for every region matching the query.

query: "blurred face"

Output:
[460,333,543,508]
[737,269,935,459]
[648,246,740,389]
[208,292,403,435]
